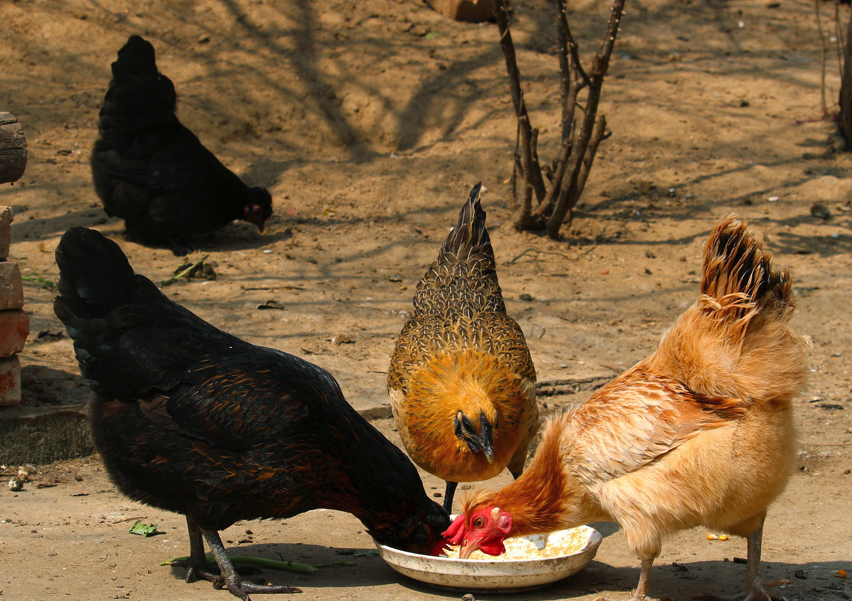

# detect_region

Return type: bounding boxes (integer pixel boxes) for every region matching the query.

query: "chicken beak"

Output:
[458,537,482,560]
[479,412,495,463]
[479,431,494,463]
[482,442,494,463]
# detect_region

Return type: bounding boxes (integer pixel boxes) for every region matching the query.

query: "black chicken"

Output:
[91,35,272,255]
[53,227,449,600]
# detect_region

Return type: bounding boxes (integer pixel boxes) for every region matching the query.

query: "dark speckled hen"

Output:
[53,227,448,601]
[91,35,272,255]
[387,183,539,514]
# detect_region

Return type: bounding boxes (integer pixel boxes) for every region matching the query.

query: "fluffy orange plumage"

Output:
[388,183,539,513]
[447,215,809,600]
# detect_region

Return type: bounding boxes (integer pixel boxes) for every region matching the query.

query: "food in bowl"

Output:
[442,527,590,560]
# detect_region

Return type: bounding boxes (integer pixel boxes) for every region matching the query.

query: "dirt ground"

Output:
[1,0,852,599]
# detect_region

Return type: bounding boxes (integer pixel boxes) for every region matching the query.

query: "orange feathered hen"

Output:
[388,183,539,514]
[445,215,810,601]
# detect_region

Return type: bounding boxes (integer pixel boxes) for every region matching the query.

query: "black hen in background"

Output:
[53,227,449,600]
[91,35,272,255]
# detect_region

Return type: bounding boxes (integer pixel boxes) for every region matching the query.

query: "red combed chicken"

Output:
[388,183,539,513]
[54,227,448,601]
[445,215,810,601]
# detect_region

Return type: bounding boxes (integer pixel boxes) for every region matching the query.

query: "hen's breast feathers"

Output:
[388,309,537,481]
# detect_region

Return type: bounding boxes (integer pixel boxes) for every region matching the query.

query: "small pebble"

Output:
[810,203,831,220]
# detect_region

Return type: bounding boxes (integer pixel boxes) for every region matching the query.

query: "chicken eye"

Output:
[473,517,484,528]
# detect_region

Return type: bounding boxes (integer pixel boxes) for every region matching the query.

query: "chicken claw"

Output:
[693,577,791,601]
[204,529,301,600]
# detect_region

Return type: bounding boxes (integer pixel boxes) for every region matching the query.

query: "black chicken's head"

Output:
[242,187,273,232]
[368,500,450,556]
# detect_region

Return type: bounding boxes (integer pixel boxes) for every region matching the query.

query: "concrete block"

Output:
[0,404,92,465]
[0,309,29,356]
[0,261,23,309]
[0,354,21,405]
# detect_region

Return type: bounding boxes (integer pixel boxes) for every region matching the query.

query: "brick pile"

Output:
[0,206,28,405]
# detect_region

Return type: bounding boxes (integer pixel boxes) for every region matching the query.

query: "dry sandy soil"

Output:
[1,0,852,599]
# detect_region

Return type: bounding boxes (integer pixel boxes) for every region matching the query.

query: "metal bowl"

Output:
[374,524,602,593]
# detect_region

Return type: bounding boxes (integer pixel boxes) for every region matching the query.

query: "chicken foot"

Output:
[592,557,657,601]
[694,522,790,601]
[202,528,302,600]
[171,514,212,583]
[168,514,301,600]
[167,514,260,583]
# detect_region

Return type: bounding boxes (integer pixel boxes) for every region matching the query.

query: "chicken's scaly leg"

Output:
[592,557,655,601]
[633,557,654,600]
[739,522,791,601]
[202,528,302,600]
[443,481,458,514]
[695,521,790,601]
[184,513,208,582]
[167,513,219,584]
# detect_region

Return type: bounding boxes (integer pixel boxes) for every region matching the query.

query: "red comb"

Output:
[442,514,467,545]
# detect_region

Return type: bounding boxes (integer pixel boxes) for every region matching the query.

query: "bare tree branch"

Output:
[494,0,625,237]
[547,0,625,238]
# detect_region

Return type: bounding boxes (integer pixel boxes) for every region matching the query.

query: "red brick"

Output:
[0,309,28,357]
[0,354,21,405]
[0,206,11,261]
[0,261,23,310]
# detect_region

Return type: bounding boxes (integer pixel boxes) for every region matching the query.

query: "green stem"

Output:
[162,553,316,574]
[159,254,210,287]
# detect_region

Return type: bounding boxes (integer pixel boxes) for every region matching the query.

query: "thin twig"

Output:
[556,0,591,89]
[836,2,845,82]
[493,0,546,228]
[816,0,829,118]
[507,248,586,264]
[573,114,610,204]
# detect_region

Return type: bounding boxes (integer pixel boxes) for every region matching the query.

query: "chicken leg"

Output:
[695,521,790,601]
[443,481,458,514]
[591,557,657,601]
[169,513,213,584]
[203,528,301,600]
[168,513,301,600]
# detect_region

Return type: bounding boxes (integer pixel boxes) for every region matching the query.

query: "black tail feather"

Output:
[111,35,159,83]
[54,227,137,321]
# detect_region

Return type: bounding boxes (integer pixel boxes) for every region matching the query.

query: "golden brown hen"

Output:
[387,183,540,514]
[445,215,810,601]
